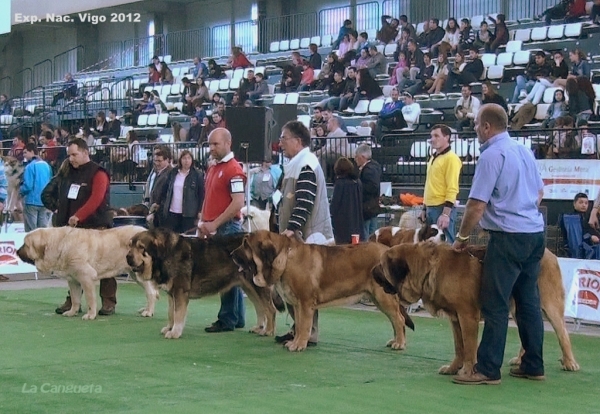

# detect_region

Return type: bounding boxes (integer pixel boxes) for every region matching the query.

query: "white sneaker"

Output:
[518,90,527,99]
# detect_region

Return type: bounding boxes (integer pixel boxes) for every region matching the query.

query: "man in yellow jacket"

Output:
[420,124,462,242]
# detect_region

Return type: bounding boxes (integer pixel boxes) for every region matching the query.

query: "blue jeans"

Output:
[425,205,456,243]
[23,205,50,232]
[363,217,378,241]
[476,231,545,380]
[511,76,536,103]
[216,219,245,329]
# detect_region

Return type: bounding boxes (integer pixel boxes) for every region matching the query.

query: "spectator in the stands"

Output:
[454,84,480,131]
[148,64,161,85]
[39,131,59,167]
[591,0,600,24]
[309,43,322,70]
[350,68,383,110]
[317,70,346,110]
[181,77,198,115]
[152,56,162,73]
[317,117,354,174]
[172,121,188,142]
[141,93,156,115]
[416,20,430,46]
[298,61,315,92]
[554,48,590,88]
[406,53,435,96]
[390,51,408,86]
[53,127,70,145]
[107,109,121,138]
[399,92,421,129]
[194,101,207,122]
[511,51,550,103]
[445,47,483,91]
[552,115,580,157]
[0,94,11,115]
[457,18,476,54]
[571,193,600,247]
[160,62,174,84]
[310,106,327,132]
[393,27,411,63]
[474,20,493,51]
[237,70,256,101]
[538,0,570,24]
[95,111,108,136]
[280,65,301,93]
[188,116,202,144]
[405,40,425,87]
[487,14,508,53]
[428,53,450,94]
[209,92,225,111]
[481,81,508,112]
[567,76,595,126]
[51,73,77,106]
[397,15,416,41]
[291,51,304,68]
[338,33,355,60]
[565,0,588,22]
[374,87,405,137]
[524,51,568,105]
[338,67,357,111]
[377,15,400,44]
[230,92,243,107]
[191,76,210,107]
[247,72,269,103]
[192,57,208,79]
[433,18,460,57]
[229,46,252,69]
[356,32,371,50]
[333,19,355,49]
[425,18,446,56]
[151,91,168,114]
[366,45,387,78]
[132,91,151,124]
[354,47,372,69]
[207,59,225,79]
[314,53,345,90]
[79,126,96,148]
[541,89,568,129]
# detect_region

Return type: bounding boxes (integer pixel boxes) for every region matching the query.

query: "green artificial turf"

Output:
[0,283,599,414]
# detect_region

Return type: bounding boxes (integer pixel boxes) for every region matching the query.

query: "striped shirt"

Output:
[286,165,317,232]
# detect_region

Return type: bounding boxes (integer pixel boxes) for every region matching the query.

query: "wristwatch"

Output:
[455,233,469,242]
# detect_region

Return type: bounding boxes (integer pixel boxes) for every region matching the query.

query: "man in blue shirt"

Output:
[452,103,546,385]
[21,143,53,231]
[192,57,208,79]
[376,88,405,139]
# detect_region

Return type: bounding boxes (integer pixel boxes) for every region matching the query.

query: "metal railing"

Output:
[211,24,232,58]
[165,27,211,62]
[96,40,125,71]
[261,12,318,52]
[381,0,411,22]
[235,20,258,55]
[54,46,85,82]
[319,5,352,37]
[123,35,166,68]
[356,1,381,32]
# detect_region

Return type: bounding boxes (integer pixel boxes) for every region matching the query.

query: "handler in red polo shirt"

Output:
[199,128,247,333]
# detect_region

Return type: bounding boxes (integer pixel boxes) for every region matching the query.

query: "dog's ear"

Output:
[418,223,432,242]
[372,263,397,294]
[384,252,411,288]
[231,237,256,275]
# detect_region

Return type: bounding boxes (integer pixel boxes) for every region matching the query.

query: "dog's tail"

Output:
[400,304,415,331]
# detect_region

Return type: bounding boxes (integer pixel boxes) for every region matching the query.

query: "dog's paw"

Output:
[508,356,521,366]
[140,309,154,317]
[61,310,78,317]
[438,364,460,375]
[561,358,580,372]
[285,340,307,352]
[160,326,172,335]
[164,329,182,339]
[82,313,97,321]
[386,339,406,350]
[249,325,263,334]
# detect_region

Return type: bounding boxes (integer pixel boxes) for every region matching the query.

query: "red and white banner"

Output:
[560,258,600,323]
[0,223,38,275]
[537,159,600,201]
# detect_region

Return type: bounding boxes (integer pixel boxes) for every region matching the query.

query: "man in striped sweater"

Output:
[275,120,333,347]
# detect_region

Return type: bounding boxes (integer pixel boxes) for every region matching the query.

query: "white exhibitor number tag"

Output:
[230,178,245,194]
[262,173,271,182]
[67,184,81,200]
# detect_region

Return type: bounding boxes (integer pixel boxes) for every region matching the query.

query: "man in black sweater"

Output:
[446,46,484,90]
[355,144,381,240]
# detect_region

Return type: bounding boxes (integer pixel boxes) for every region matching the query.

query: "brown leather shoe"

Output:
[98,307,115,316]
[509,367,545,381]
[452,372,501,385]
[55,296,81,315]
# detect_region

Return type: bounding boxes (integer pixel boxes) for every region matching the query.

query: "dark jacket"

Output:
[342,77,357,95]
[148,165,173,205]
[463,58,484,81]
[407,48,425,73]
[238,78,256,100]
[526,60,552,81]
[377,16,399,44]
[483,94,508,112]
[552,60,569,80]
[50,161,112,229]
[107,118,121,138]
[330,177,364,244]
[189,124,202,143]
[426,27,446,47]
[160,167,205,219]
[309,53,322,71]
[360,159,382,220]
[328,79,346,97]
